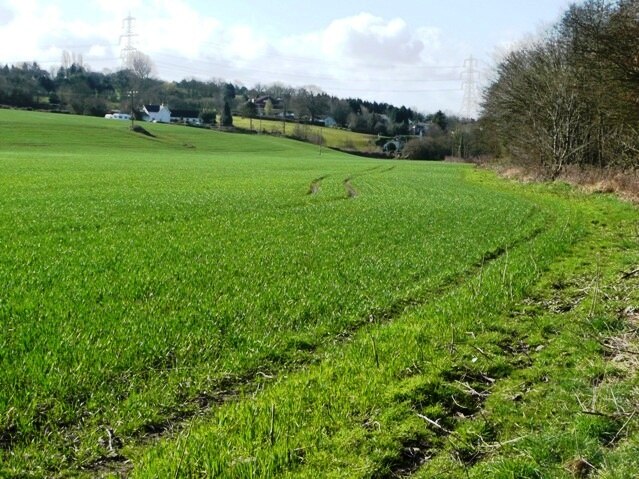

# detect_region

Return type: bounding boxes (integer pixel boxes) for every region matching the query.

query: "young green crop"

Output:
[1,110,637,477]
[128,173,581,477]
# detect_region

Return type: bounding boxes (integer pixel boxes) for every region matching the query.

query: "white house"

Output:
[142,104,171,123]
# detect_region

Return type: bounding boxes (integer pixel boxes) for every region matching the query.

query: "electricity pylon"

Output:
[120,13,138,70]
[460,56,481,119]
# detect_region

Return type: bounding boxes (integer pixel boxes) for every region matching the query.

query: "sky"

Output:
[0,0,574,116]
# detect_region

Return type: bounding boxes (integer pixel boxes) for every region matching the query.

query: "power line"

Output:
[325,86,462,93]
[199,39,465,72]
[153,52,463,84]
[152,56,463,94]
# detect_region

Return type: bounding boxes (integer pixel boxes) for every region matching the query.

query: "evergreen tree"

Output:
[431,110,448,132]
[221,100,233,127]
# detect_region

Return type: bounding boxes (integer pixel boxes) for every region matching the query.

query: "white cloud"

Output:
[415,26,443,59]
[279,12,428,69]
[88,45,108,58]
[226,25,270,62]
[321,13,423,65]
[0,4,13,25]
[95,0,144,17]
[135,0,221,59]
[260,12,466,113]
[0,0,64,63]
[0,1,469,112]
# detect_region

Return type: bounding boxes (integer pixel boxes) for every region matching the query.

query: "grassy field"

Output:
[231,115,378,151]
[1,110,638,478]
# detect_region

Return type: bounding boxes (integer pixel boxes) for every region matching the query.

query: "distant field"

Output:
[1,110,638,478]
[232,115,378,151]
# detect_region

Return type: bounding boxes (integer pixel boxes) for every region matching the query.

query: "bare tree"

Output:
[559,0,639,168]
[130,51,155,81]
[61,50,72,71]
[483,41,593,177]
[60,50,84,75]
[292,88,329,122]
[482,0,639,174]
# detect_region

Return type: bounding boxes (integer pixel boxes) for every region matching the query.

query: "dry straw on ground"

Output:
[485,160,639,203]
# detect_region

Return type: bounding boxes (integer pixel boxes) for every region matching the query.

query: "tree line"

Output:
[481,0,639,176]
[0,57,492,159]
[0,57,432,137]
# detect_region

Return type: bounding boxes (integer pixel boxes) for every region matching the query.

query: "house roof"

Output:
[144,104,161,113]
[253,95,281,107]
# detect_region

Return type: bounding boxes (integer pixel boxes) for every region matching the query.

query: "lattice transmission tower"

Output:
[460,56,481,119]
[119,13,138,70]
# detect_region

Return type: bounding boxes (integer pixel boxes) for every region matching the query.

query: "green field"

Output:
[1,110,638,478]
[231,115,378,151]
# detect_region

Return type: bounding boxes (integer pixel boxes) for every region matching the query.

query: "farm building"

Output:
[170,109,201,125]
[319,116,337,127]
[142,104,171,123]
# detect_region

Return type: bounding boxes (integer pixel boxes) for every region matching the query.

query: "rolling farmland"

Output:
[1,110,638,478]
[230,116,377,151]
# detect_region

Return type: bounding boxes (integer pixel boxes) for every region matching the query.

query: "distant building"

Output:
[409,121,433,136]
[170,109,201,125]
[142,104,171,123]
[319,116,337,127]
[278,111,295,120]
[383,137,406,153]
[252,95,282,116]
[104,111,131,121]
